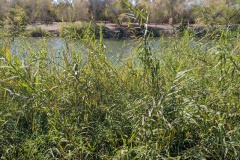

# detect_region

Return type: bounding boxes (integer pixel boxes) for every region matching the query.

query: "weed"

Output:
[1,7,240,160]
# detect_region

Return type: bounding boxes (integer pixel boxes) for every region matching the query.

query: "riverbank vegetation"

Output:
[1,12,240,160]
[0,0,239,24]
[0,0,239,37]
[1,1,240,159]
[0,23,240,159]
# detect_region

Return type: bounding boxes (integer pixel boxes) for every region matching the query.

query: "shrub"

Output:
[59,22,100,39]
[28,27,50,37]
[5,5,28,35]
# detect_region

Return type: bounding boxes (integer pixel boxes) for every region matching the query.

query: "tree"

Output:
[104,0,125,22]
[197,0,240,26]
[0,0,10,21]
[5,5,28,35]
[72,0,89,21]
[18,0,38,23]
[131,0,189,24]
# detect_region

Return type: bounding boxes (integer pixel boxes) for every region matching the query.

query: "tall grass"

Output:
[1,21,240,159]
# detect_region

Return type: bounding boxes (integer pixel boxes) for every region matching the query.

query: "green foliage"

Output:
[59,22,101,39]
[196,0,240,26]
[122,0,148,26]
[54,1,76,22]
[5,5,28,35]
[0,0,239,26]
[0,20,3,27]
[27,27,51,37]
[1,4,240,160]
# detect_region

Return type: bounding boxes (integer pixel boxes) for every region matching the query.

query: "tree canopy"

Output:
[0,0,239,25]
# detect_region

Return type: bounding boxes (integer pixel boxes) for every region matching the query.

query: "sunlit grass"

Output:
[0,24,240,159]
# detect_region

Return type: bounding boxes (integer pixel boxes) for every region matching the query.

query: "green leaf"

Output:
[1,45,11,62]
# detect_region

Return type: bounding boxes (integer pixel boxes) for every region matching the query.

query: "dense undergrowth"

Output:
[0,22,240,159]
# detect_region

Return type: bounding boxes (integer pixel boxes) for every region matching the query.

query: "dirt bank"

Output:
[27,22,236,38]
[26,22,178,38]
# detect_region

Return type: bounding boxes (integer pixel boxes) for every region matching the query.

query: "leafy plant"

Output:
[5,5,28,36]
[1,3,240,159]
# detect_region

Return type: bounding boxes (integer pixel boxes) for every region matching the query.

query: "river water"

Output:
[1,37,162,65]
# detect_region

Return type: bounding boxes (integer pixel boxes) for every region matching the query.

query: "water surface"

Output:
[1,37,162,65]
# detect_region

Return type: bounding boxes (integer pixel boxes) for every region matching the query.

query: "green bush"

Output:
[59,22,100,39]
[5,5,28,35]
[28,27,50,37]
[1,23,240,159]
